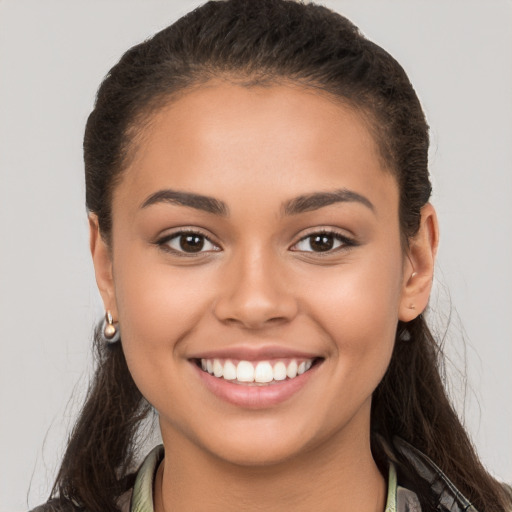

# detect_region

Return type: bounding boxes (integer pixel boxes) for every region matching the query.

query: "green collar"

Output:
[129,445,401,512]
[130,445,164,512]
[385,462,398,512]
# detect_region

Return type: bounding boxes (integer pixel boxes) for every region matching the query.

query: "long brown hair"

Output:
[50,1,510,510]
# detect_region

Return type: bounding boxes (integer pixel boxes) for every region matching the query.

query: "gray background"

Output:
[1,1,511,510]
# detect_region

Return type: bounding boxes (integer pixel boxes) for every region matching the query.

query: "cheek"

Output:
[115,246,213,334]
[303,250,403,391]
[306,254,403,342]
[111,249,214,392]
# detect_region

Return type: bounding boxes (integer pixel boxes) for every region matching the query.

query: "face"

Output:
[91,82,429,467]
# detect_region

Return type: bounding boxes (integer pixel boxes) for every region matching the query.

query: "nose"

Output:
[213,247,299,329]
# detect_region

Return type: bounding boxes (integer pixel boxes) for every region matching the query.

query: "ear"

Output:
[398,203,439,322]
[89,214,118,318]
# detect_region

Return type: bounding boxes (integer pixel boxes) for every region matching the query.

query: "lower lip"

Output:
[192,362,320,409]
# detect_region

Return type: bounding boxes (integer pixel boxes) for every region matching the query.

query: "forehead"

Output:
[115,82,398,215]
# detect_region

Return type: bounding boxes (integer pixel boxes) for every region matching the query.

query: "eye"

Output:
[158,231,220,254]
[291,231,354,253]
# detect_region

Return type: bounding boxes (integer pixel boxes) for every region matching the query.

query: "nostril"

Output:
[219,315,290,330]
[212,279,299,329]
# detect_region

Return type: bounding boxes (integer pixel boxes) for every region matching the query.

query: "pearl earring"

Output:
[103,310,120,343]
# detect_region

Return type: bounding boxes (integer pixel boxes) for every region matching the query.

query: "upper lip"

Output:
[188,345,322,361]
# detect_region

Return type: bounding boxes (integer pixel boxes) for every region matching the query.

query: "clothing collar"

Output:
[392,437,479,512]
[129,444,403,512]
[130,445,164,512]
[128,441,480,511]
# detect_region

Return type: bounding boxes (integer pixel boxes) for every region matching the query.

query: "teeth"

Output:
[237,361,255,382]
[213,359,223,378]
[199,357,315,383]
[254,361,273,383]
[223,360,237,380]
[286,360,298,379]
[273,362,287,381]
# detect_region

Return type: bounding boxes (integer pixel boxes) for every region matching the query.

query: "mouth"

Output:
[190,353,324,408]
[193,357,321,385]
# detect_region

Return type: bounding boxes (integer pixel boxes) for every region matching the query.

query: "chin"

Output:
[190,414,344,469]
[207,437,309,468]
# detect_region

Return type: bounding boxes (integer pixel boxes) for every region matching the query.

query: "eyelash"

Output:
[290,230,357,254]
[156,229,220,256]
[156,228,356,256]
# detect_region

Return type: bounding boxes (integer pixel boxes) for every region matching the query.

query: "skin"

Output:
[90,82,438,512]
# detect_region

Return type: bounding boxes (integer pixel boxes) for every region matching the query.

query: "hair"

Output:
[49,1,510,511]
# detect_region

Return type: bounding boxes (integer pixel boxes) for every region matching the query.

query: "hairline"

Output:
[119,73,397,177]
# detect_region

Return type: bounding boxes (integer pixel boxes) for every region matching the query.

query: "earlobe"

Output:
[398,203,439,322]
[88,214,118,317]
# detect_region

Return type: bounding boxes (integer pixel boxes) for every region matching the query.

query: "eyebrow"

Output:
[282,189,375,215]
[141,189,228,216]
[140,187,374,217]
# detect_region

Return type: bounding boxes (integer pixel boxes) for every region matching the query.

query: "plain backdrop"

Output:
[1,1,511,510]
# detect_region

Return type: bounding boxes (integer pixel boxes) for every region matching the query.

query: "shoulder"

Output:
[29,447,163,512]
[29,499,86,512]
[29,493,133,512]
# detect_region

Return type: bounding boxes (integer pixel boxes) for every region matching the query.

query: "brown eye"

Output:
[309,234,334,252]
[292,231,354,253]
[161,231,220,254]
[180,234,205,252]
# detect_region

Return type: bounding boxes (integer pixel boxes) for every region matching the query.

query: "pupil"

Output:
[311,234,333,252]
[180,234,204,252]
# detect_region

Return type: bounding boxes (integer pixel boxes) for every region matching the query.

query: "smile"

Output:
[199,358,315,384]
[191,349,323,408]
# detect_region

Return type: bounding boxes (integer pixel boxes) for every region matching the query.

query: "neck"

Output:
[154,422,386,512]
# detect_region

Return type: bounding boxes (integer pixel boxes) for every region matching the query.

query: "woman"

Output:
[31,1,511,511]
